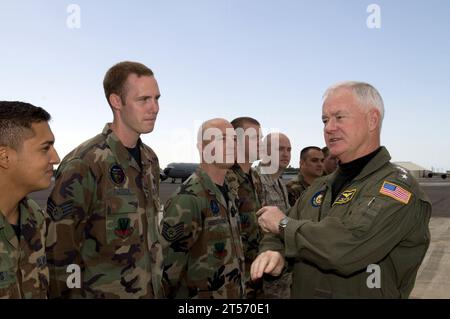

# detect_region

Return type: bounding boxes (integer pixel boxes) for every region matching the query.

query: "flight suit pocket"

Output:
[105,194,141,245]
[345,197,383,237]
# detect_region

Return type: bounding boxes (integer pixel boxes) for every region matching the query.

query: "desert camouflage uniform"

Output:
[161,167,245,299]
[255,164,290,212]
[0,198,48,299]
[226,164,263,298]
[255,164,292,299]
[286,174,310,206]
[46,123,162,299]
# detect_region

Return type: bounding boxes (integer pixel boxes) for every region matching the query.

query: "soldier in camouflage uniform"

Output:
[0,101,60,298]
[225,117,264,298]
[253,82,431,298]
[161,118,245,299]
[285,174,309,207]
[256,133,291,212]
[285,146,324,206]
[255,132,292,299]
[46,62,162,298]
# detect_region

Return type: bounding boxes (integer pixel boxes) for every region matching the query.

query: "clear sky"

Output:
[1,0,449,171]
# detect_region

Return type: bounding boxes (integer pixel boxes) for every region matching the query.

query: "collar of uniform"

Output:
[140,141,156,172]
[0,197,32,230]
[0,209,5,229]
[0,197,35,248]
[0,213,18,248]
[297,173,310,188]
[19,197,41,227]
[231,163,246,181]
[196,167,229,209]
[351,146,391,182]
[322,169,338,186]
[102,123,141,171]
[232,163,255,184]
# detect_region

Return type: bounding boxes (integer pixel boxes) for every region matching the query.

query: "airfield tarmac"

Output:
[29,176,450,298]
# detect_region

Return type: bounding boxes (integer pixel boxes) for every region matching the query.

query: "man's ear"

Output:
[109,93,123,112]
[0,146,10,169]
[368,109,381,131]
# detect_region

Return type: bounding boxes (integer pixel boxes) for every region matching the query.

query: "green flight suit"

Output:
[260,147,431,298]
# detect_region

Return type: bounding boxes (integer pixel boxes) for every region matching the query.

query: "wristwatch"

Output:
[278,216,289,237]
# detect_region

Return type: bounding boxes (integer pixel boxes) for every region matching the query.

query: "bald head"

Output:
[265,133,290,148]
[197,118,231,145]
[261,132,292,172]
[197,118,236,168]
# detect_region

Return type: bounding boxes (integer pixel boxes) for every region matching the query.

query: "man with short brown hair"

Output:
[46,61,162,298]
[286,146,324,206]
[226,116,264,298]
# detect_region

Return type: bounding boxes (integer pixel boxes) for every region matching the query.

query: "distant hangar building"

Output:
[393,162,428,178]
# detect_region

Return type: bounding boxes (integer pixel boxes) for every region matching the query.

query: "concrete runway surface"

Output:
[29,177,450,298]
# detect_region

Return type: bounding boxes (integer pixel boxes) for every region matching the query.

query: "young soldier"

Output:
[46,61,162,298]
[226,117,264,298]
[0,101,60,298]
[286,146,324,206]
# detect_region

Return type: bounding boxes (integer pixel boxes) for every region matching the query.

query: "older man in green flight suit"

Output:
[252,81,431,298]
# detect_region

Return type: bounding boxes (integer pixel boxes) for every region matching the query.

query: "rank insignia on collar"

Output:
[114,217,134,238]
[332,189,357,206]
[311,190,325,207]
[110,164,125,185]
[210,200,220,216]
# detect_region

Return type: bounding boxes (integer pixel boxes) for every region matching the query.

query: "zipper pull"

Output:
[367,197,376,207]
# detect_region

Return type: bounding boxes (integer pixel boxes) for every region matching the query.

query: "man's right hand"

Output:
[250,250,285,281]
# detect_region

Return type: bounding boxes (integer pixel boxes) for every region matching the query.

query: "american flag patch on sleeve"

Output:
[379,181,411,204]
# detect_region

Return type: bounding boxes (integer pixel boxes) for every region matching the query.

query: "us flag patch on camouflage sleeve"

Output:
[379,181,411,204]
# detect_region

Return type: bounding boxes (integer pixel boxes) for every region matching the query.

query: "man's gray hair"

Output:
[323,81,385,125]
